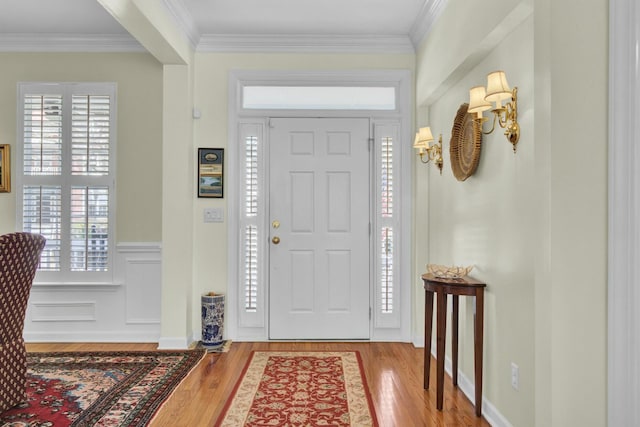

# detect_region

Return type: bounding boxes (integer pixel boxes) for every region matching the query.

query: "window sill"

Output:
[32,281,123,290]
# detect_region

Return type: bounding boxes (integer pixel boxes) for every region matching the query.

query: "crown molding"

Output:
[162,0,200,49]
[197,34,415,54]
[0,34,145,53]
[409,0,448,48]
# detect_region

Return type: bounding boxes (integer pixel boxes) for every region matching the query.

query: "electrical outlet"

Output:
[511,362,519,390]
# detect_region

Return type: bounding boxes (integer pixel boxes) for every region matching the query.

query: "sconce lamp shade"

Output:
[413,126,433,149]
[485,70,512,105]
[418,126,434,143]
[413,133,426,149]
[468,86,492,117]
[467,69,520,152]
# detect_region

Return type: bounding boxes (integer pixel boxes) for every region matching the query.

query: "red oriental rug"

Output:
[215,351,378,426]
[0,350,206,427]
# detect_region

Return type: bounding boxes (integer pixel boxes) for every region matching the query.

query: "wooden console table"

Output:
[422,273,486,417]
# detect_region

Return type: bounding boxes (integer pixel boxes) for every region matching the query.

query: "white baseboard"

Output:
[413,333,425,348]
[158,336,191,350]
[25,331,160,343]
[430,347,513,427]
[231,336,269,342]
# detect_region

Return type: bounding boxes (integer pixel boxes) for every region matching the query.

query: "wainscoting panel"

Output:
[124,259,161,325]
[31,302,96,322]
[23,242,162,343]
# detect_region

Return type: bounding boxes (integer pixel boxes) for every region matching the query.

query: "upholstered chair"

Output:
[0,232,45,412]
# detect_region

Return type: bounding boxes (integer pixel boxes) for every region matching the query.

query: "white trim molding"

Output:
[409,0,448,48]
[158,336,191,350]
[30,302,96,322]
[198,34,414,54]
[162,0,200,50]
[0,34,145,53]
[608,0,640,426]
[116,242,162,253]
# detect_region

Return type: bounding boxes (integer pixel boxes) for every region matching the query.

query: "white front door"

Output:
[269,118,371,339]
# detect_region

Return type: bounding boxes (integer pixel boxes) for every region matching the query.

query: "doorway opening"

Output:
[268,117,371,339]
[227,70,412,342]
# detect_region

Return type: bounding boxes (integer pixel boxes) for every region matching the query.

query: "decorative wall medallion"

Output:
[449,103,482,181]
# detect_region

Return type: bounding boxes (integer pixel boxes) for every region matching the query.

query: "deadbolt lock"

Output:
[272,220,280,229]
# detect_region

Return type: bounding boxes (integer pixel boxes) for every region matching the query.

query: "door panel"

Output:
[269,118,370,339]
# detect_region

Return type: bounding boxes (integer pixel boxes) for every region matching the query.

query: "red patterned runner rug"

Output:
[0,350,207,427]
[216,351,378,426]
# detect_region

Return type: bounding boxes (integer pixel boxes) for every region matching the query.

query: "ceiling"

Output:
[183,0,426,36]
[0,0,444,53]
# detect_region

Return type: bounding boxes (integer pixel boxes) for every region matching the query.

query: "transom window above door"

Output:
[242,86,396,110]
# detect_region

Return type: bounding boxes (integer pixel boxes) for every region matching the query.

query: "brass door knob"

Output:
[272,236,280,244]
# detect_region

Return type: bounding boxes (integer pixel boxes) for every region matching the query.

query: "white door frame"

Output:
[226,69,413,342]
[608,1,640,425]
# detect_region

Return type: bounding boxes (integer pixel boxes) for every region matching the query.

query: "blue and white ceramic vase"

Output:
[201,293,225,346]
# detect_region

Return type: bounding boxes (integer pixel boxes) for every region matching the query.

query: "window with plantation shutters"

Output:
[72,95,110,176]
[244,135,259,312]
[17,83,116,282]
[374,123,401,329]
[380,136,394,314]
[238,122,265,328]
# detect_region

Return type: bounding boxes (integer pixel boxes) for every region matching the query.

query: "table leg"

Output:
[436,291,447,411]
[474,290,484,417]
[452,295,459,387]
[424,290,434,390]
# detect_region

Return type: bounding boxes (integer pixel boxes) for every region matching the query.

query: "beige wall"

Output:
[0,53,163,241]
[1,0,610,422]
[538,0,607,425]
[415,0,607,426]
[160,64,195,342]
[188,52,416,337]
[419,17,535,426]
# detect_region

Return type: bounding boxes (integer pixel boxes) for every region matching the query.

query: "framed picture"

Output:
[0,144,10,193]
[198,148,224,198]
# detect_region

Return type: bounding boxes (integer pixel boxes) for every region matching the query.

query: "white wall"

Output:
[24,243,161,342]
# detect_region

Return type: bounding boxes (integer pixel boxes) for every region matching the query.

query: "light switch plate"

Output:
[204,208,223,223]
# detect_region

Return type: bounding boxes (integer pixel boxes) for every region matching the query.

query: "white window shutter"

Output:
[17,83,116,283]
[374,123,401,328]
[238,122,266,328]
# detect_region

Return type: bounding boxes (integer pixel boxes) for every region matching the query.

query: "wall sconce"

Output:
[413,126,443,174]
[468,70,520,152]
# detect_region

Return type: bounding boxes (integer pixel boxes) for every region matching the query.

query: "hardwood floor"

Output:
[25,342,491,427]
